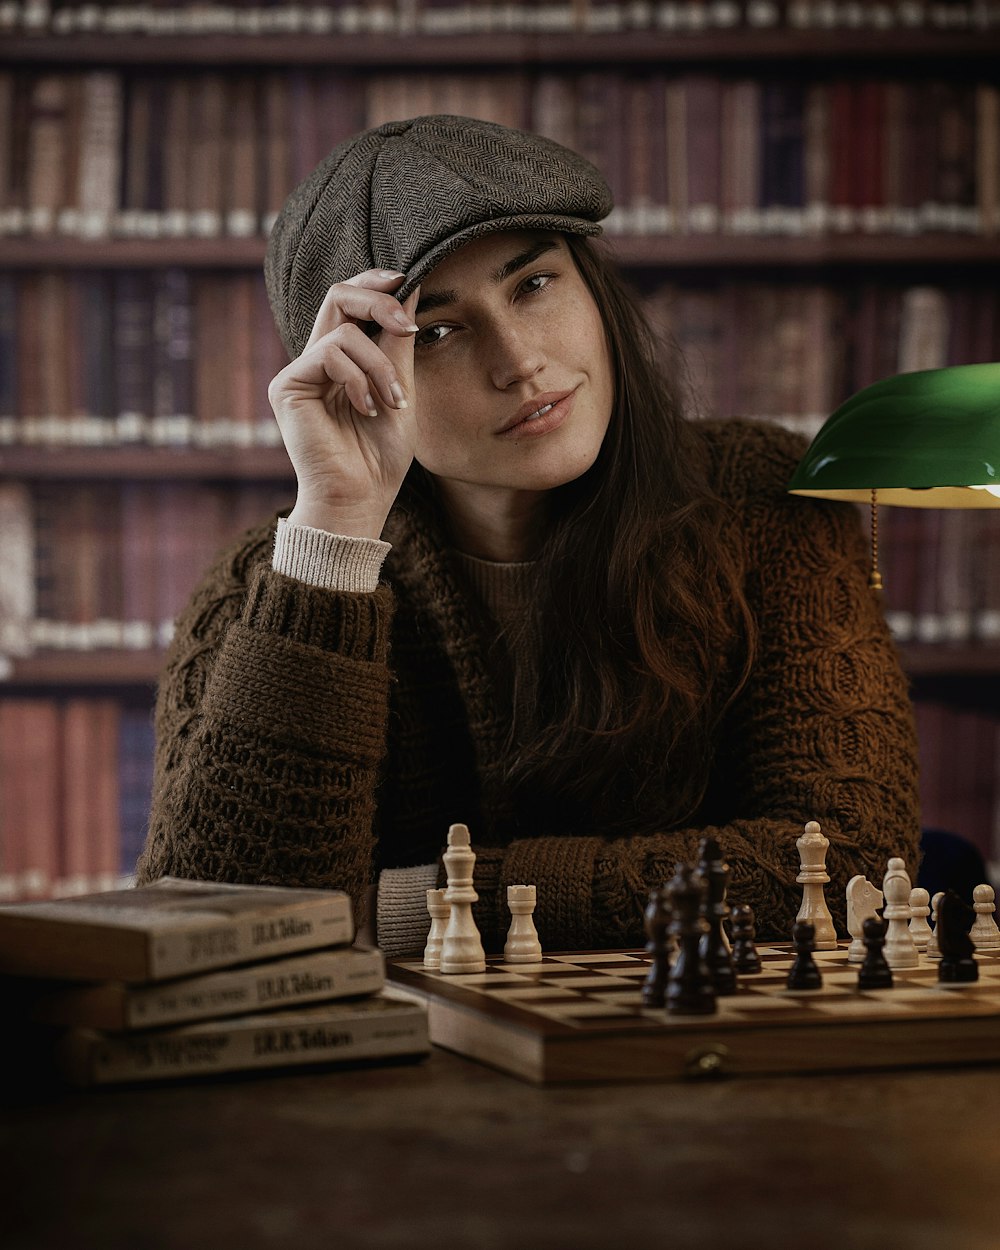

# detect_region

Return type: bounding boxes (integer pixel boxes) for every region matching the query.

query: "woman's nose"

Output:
[487,323,547,389]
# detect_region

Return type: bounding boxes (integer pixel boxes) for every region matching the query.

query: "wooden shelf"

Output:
[4,234,1000,270]
[3,30,1000,66]
[0,446,294,480]
[4,643,1000,691]
[3,650,162,687]
[899,645,1000,677]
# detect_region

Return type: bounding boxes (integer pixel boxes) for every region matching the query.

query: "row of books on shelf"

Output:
[1,489,999,663]
[915,702,1000,870]
[0,271,288,447]
[4,70,1000,241]
[0,480,291,656]
[877,509,1000,646]
[0,696,153,904]
[0,877,429,1087]
[2,270,997,450]
[6,0,999,36]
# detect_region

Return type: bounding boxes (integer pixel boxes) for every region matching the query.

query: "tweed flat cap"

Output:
[264,114,613,359]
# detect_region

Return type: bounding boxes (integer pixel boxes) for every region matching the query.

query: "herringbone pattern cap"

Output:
[264,114,613,359]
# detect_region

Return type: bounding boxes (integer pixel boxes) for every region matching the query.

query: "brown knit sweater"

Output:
[135,418,922,948]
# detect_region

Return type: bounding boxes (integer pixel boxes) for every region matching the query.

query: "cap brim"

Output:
[393,214,604,302]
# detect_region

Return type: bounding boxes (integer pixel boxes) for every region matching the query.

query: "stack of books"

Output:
[0,877,429,1087]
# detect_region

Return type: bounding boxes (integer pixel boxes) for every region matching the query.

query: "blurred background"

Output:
[1,0,998,899]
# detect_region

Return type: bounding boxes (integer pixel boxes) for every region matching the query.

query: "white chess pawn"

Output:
[423,887,449,970]
[795,820,837,949]
[970,884,1000,951]
[908,887,932,951]
[504,885,543,963]
[882,857,919,970]
[439,823,486,974]
[846,875,883,963]
[926,891,944,962]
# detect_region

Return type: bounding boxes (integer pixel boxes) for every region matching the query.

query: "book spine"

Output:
[147,896,355,979]
[124,947,386,1029]
[58,996,427,1086]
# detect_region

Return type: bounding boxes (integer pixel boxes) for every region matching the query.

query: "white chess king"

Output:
[439,822,486,974]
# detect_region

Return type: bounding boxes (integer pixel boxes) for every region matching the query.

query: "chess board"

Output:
[386,944,1000,1084]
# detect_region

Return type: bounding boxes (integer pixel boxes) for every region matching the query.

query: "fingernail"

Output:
[390,381,408,409]
[379,270,404,279]
[365,392,377,415]
[393,310,419,332]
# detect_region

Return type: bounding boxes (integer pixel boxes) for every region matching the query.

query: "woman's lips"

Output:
[497,389,577,440]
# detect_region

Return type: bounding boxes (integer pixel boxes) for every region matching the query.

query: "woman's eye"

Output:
[415,324,452,348]
[521,273,553,295]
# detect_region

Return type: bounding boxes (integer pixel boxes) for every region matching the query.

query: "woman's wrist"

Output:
[286,499,389,541]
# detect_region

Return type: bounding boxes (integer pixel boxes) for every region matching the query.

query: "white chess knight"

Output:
[970,884,1000,951]
[926,891,945,962]
[796,821,837,949]
[881,858,919,969]
[439,823,486,974]
[846,875,883,963]
[504,885,542,963]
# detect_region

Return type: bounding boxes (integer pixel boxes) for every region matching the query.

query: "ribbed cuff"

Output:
[273,518,391,593]
[376,862,441,957]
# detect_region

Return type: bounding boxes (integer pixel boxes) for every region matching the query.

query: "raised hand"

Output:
[267,269,420,540]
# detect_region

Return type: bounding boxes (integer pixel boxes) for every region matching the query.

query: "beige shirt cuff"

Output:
[272,518,391,593]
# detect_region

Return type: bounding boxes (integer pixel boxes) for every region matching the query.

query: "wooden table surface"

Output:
[3,1046,999,1250]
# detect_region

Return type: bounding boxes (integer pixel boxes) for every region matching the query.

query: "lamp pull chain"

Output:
[868,488,883,591]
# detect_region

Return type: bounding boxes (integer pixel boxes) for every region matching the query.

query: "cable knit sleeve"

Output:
[465,477,922,950]
[135,516,395,930]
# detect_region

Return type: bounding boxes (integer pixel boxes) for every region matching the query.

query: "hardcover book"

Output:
[0,877,354,982]
[53,991,429,1087]
[20,944,386,1031]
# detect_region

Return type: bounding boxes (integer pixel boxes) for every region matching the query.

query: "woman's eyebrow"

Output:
[416,240,560,316]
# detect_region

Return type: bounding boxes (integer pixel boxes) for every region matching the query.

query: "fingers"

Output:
[377,288,419,399]
[303,269,419,353]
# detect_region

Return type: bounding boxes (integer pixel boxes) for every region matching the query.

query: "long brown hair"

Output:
[501,234,758,834]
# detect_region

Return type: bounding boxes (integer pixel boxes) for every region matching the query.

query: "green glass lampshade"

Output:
[787,362,1000,508]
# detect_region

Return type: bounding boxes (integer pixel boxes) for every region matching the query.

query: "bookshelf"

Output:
[2,0,1000,898]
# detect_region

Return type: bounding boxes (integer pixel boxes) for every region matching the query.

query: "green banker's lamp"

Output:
[787,362,1000,589]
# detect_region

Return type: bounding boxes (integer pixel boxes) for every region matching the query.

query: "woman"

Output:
[136,115,921,951]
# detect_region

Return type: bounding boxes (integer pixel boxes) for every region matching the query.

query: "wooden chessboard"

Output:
[386,944,1000,1084]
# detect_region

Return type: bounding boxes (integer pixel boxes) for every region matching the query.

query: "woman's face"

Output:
[409,230,615,507]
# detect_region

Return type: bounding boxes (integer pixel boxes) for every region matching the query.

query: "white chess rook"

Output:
[971,884,1000,951]
[846,875,883,964]
[423,887,449,970]
[439,822,486,974]
[795,820,837,949]
[882,857,919,970]
[504,884,543,963]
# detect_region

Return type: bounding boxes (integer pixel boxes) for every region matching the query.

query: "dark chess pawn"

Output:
[857,916,893,990]
[730,904,762,974]
[697,835,737,995]
[641,887,670,1008]
[665,863,717,1016]
[786,920,823,990]
[937,889,979,984]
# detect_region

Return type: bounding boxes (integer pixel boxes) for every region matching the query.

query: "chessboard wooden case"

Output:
[387,945,1000,1084]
